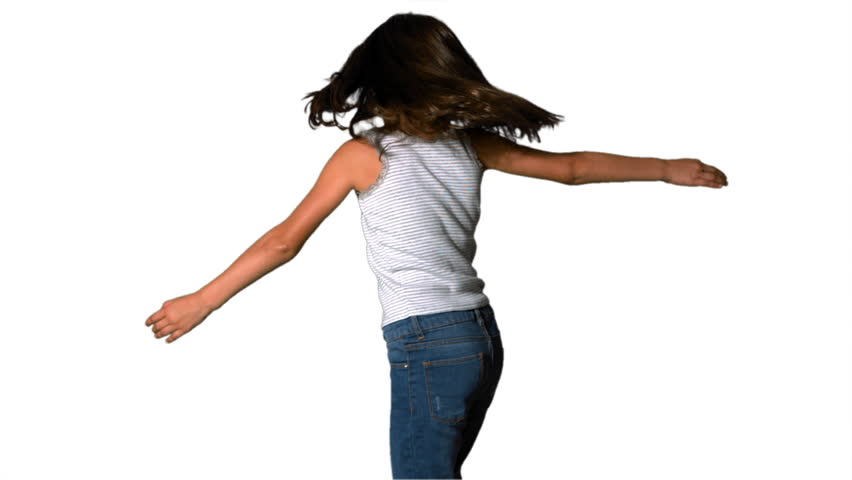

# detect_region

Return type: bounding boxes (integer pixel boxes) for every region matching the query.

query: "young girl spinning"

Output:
[145,12,728,479]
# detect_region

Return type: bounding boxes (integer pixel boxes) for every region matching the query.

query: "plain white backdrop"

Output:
[1,0,849,478]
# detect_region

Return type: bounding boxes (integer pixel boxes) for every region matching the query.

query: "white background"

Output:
[1,0,850,479]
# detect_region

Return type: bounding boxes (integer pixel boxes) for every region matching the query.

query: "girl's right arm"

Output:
[466,129,727,188]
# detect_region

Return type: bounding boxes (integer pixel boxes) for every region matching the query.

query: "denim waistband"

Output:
[382,303,494,343]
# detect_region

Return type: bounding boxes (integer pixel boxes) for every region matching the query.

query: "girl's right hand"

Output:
[145,292,214,344]
[664,158,728,188]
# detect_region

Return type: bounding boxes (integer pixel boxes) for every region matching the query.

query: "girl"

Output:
[145,12,728,479]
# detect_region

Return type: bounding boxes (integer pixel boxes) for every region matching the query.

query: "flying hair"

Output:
[302,12,564,143]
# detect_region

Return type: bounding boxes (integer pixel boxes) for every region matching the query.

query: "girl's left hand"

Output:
[145,292,214,343]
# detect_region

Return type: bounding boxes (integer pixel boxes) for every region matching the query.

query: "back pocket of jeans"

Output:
[423,352,484,424]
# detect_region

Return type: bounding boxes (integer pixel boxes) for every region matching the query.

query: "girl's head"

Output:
[303,12,563,142]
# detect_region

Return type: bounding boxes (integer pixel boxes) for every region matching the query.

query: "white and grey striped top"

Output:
[355,127,491,328]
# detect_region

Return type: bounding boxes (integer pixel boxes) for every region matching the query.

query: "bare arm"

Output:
[194,140,362,312]
[466,129,727,188]
[571,151,667,184]
[145,137,374,343]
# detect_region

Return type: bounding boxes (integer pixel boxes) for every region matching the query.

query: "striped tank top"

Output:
[355,127,491,328]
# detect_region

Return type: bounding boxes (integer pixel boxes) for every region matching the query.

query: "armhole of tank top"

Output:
[355,129,390,201]
[459,129,485,173]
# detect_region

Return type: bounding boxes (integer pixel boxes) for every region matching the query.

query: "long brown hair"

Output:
[303,12,563,143]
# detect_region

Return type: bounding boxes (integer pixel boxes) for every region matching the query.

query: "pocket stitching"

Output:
[423,352,484,424]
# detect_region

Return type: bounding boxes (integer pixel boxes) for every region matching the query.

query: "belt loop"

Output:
[474,307,493,357]
[411,315,425,339]
[474,307,485,327]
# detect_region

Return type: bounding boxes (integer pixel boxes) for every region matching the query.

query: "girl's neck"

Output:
[418,130,453,142]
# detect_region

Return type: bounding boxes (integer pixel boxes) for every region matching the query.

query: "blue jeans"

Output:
[382,304,504,479]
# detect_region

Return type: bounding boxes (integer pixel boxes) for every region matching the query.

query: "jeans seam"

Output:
[385,317,480,344]
[406,349,414,416]
[403,336,488,352]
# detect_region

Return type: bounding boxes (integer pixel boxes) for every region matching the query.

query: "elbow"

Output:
[564,171,580,185]
[275,243,295,256]
[563,153,585,185]
[265,238,299,259]
[279,243,302,259]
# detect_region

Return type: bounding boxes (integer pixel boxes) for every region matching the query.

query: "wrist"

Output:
[196,288,223,313]
[659,158,670,183]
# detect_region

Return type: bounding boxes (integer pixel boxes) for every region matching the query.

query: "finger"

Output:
[155,323,178,338]
[151,318,171,333]
[696,178,722,188]
[166,331,184,343]
[146,310,166,326]
[152,318,175,333]
[707,168,727,185]
[700,172,726,186]
[698,169,728,186]
[702,165,728,184]
[697,171,718,183]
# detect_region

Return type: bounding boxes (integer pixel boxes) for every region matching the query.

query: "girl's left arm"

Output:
[145,138,373,343]
[196,139,368,311]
